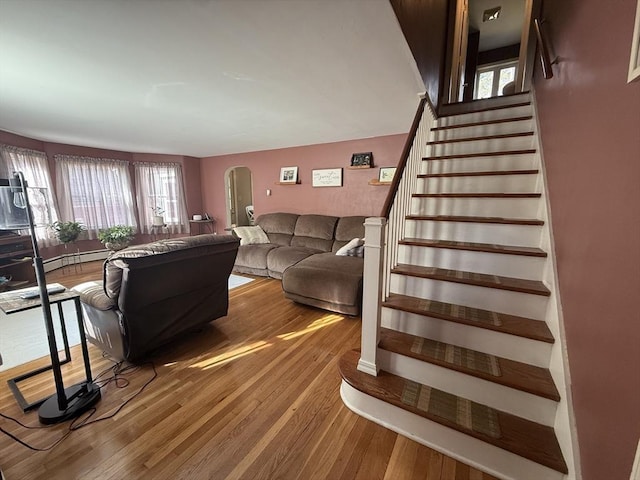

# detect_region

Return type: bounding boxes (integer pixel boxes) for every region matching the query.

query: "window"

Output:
[0,145,59,245]
[474,61,518,99]
[134,162,189,234]
[55,155,137,239]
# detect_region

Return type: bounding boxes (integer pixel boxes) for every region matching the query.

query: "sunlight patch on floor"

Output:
[276,313,344,341]
[189,340,271,370]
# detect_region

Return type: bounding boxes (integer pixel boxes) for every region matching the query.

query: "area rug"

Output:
[0,274,254,372]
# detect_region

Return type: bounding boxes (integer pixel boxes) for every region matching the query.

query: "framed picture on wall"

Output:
[378,167,397,183]
[279,166,298,184]
[312,168,343,187]
[350,152,373,168]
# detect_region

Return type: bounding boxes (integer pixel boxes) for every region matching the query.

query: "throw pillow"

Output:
[233,225,270,246]
[336,237,364,256]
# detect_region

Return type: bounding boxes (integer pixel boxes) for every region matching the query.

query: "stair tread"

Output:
[383,293,554,343]
[413,192,540,198]
[339,350,568,474]
[424,149,536,161]
[431,116,534,131]
[379,328,560,400]
[399,238,547,257]
[419,169,539,178]
[391,264,551,296]
[406,214,544,226]
[428,131,534,145]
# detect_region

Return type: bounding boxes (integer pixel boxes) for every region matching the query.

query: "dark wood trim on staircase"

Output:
[382,293,555,343]
[413,193,541,198]
[419,169,538,178]
[424,149,536,161]
[379,328,560,400]
[382,97,427,218]
[439,100,531,117]
[406,215,544,226]
[431,116,533,131]
[339,351,568,474]
[398,238,547,257]
[390,264,551,296]
[427,131,534,145]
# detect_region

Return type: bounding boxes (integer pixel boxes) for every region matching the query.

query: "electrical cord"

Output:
[0,357,157,451]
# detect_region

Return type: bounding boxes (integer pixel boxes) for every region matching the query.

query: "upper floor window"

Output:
[475,60,518,99]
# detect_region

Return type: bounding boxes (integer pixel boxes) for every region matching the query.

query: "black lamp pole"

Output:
[11,171,100,424]
[12,172,68,410]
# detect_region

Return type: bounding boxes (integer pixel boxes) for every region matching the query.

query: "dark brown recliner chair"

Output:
[73,234,239,362]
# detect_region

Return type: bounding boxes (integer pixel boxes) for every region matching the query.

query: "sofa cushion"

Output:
[266,246,318,279]
[235,243,279,270]
[282,252,363,313]
[233,225,269,245]
[257,212,299,246]
[290,214,338,252]
[332,216,367,252]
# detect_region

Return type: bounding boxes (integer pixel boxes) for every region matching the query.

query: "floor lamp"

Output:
[2,172,100,424]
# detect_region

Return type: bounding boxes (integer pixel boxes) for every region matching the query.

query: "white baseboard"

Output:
[43,249,109,273]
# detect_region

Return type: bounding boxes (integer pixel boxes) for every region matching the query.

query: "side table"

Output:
[189,219,216,235]
[0,283,93,412]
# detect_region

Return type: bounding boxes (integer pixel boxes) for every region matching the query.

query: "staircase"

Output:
[339,94,577,480]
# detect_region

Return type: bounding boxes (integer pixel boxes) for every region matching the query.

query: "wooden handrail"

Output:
[534,18,555,79]
[381,96,427,218]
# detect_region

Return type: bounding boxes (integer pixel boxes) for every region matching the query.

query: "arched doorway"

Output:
[224,166,254,228]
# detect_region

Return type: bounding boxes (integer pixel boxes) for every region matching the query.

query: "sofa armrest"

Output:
[72,281,117,311]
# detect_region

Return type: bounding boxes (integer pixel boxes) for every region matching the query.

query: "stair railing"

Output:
[358,94,436,376]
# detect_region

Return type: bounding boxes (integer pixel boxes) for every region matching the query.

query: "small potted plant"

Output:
[51,221,85,244]
[151,206,165,226]
[98,225,135,251]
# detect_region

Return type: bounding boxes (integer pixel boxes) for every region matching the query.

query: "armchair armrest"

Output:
[72,281,116,311]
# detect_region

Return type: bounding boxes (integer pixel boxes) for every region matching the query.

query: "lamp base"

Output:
[38,381,101,425]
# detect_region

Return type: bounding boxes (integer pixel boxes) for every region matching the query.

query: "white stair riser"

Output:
[341,381,566,480]
[389,274,548,320]
[438,105,533,126]
[431,118,535,141]
[378,349,557,426]
[429,136,535,157]
[422,154,537,174]
[405,219,542,247]
[418,174,539,194]
[411,197,540,219]
[381,308,552,367]
[398,245,545,280]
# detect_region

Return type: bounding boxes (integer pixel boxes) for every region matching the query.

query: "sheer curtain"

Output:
[134,162,189,234]
[55,155,137,240]
[0,145,59,245]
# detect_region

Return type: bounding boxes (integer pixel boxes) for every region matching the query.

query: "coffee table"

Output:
[0,283,91,412]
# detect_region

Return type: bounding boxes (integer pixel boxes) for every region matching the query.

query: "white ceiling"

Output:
[0,0,424,158]
[468,0,526,52]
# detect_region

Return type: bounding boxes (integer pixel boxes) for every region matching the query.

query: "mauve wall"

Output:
[534,1,640,479]
[0,130,203,255]
[199,134,408,227]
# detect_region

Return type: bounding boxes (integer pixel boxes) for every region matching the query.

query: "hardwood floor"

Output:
[0,261,498,480]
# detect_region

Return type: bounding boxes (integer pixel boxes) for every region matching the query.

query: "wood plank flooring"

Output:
[0,261,498,480]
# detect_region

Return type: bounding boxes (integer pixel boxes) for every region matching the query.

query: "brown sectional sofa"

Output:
[233,213,366,315]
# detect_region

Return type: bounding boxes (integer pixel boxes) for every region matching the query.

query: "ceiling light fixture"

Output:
[483,6,501,22]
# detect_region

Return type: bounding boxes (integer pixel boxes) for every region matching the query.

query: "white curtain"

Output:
[134,162,189,234]
[0,145,59,246]
[55,155,137,240]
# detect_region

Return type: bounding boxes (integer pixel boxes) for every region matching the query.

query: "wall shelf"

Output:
[347,165,373,170]
[368,179,392,186]
[275,181,301,185]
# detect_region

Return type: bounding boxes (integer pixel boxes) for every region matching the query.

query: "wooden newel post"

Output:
[358,217,386,376]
